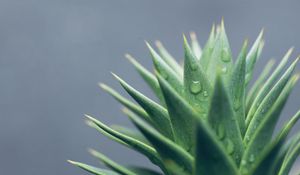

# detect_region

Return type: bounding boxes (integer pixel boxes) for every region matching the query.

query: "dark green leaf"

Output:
[207,76,244,164]
[157,74,198,154]
[195,109,239,175]
[123,108,193,175]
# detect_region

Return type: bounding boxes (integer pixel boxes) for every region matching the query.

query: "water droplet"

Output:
[241,159,247,166]
[249,154,255,163]
[233,99,241,110]
[217,124,225,140]
[190,81,202,94]
[225,139,235,155]
[203,91,208,97]
[222,66,228,73]
[190,62,198,71]
[245,135,250,143]
[221,48,231,62]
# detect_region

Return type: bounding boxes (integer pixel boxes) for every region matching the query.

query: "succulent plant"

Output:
[69,21,300,175]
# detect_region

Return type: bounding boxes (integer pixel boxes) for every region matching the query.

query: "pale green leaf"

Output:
[113,74,174,139]
[154,41,182,77]
[245,58,299,143]
[68,160,120,175]
[183,35,212,116]
[89,149,137,175]
[231,40,248,135]
[246,48,294,125]
[125,54,166,106]
[189,32,202,59]
[146,42,183,95]
[200,24,215,70]
[246,59,275,113]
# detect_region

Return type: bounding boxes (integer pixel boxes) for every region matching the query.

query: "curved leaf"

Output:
[125,54,166,106]
[99,83,150,123]
[146,42,183,95]
[246,59,275,113]
[123,108,193,175]
[89,149,137,175]
[246,48,294,125]
[68,160,120,175]
[113,74,174,139]
[154,41,182,76]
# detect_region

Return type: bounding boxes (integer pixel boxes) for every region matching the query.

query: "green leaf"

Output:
[128,167,163,175]
[113,74,174,139]
[110,125,150,145]
[277,108,300,144]
[245,58,299,144]
[200,24,215,70]
[247,138,285,175]
[246,59,275,114]
[123,108,193,175]
[89,149,137,175]
[195,109,239,175]
[245,30,264,86]
[246,48,294,125]
[85,116,165,169]
[99,83,150,123]
[154,41,183,76]
[157,74,198,154]
[241,75,299,172]
[207,76,244,164]
[146,42,183,95]
[68,160,120,175]
[183,35,212,116]
[207,20,233,85]
[278,134,300,175]
[189,32,202,59]
[230,40,248,135]
[125,54,166,106]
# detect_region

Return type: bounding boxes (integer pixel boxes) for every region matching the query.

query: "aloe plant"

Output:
[69,21,300,175]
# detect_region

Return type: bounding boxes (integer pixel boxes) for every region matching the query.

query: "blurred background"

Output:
[0,0,300,174]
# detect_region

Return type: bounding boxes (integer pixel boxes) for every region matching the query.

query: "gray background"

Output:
[0,0,300,174]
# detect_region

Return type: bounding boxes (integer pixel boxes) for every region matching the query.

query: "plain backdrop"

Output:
[0,0,300,174]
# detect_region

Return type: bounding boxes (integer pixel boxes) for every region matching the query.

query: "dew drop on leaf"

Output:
[217,124,225,140]
[222,66,228,73]
[190,62,198,71]
[249,154,255,163]
[225,139,234,155]
[190,81,202,94]
[221,48,231,62]
[203,90,208,97]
